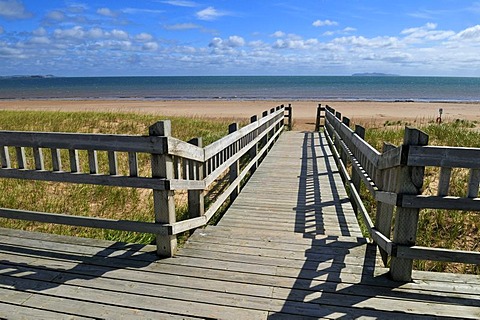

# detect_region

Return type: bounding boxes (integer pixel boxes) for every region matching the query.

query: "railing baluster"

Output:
[51,148,62,171]
[33,147,44,170]
[437,167,452,196]
[107,151,117,175]
[70,149,80,173]
[15,147,26,169]
[188,137,204,219]
[128,152,138,177]
[88,150,98,174]
[467,168,480,198]
[0,146,11,168]
[229,123,240,202]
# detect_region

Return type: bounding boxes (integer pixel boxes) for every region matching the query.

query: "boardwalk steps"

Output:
[0,131,479,319]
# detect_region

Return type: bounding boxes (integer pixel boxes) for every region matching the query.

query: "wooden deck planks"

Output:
[0,131,479,319]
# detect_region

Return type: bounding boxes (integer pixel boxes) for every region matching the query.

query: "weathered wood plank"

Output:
[408,145,480,168]
[0,168,171,189]
[0,131,167,153]
[401,194,480,211]
[0,207,169,235]
[396,245,480,265]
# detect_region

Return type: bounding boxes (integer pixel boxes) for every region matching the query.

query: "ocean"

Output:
[0,76,479,102]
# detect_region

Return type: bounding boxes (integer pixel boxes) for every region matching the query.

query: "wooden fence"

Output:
[318,104,480,281]
[0,105,291,257]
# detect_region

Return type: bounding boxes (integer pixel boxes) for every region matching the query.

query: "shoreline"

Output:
[1,99,479,131]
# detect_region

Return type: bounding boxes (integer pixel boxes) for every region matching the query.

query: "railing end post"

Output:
[149,120,171,137]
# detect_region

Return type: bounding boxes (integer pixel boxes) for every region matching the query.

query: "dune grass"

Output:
[360,118,480,274]
[0,110,239,245]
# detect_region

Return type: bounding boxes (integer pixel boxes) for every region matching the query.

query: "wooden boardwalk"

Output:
[0,131,479,319]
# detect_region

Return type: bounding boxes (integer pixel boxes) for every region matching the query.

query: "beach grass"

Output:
[360,119,480,274]
[0,110,241,245]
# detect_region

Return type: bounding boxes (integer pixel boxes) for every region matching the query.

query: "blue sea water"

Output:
[0,76,479,102]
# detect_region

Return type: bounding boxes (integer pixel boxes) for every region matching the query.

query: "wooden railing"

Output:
[318,104,480,281]
[0,105,290,257]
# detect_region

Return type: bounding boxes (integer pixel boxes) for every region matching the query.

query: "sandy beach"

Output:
[1,100,479,131]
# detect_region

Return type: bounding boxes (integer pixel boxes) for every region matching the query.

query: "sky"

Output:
[1,0,480,77]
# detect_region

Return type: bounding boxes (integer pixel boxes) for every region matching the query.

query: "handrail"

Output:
[319,104,480,281]
[0,104,292,257]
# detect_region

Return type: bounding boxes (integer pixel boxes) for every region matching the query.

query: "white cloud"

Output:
[209,35,245,48]
[401,23,454,43]
[143,42,159,51]
[343,27,356,33]
[29,36,51,45]
[88,28,105,39]
[401,22,437,35]
[333,35,399,49]
[313,19,338,27]
[454,25,480,40]
[54,26,85,39]
[0,45,23,57]
[135,33,153,42]
[97,8,117,18]
[45,10,66,21]
[271,31,286,38]
[33,27,47,36]
[111,29,129,40]
[273,38,319,49]
[227,35,245,47]
[162,0,197,7]
[323,27,356,36]
[249,40,265,48]
[163,23,201,31]
[196,6,227,21]
[123,8,164,15]
[0,0,32,19]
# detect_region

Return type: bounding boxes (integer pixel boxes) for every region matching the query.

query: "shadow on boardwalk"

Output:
[0,240,156,292]
[269,132,477,319]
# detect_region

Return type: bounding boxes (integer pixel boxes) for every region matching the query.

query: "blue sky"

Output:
[1,0,480,76]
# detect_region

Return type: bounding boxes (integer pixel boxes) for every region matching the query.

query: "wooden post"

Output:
[229,123,240,203]
[188,137,204,219]
[390,127,428,281]
[249,115,258,173]
[149,120,177,257]
[285,103,292,130]
[375,142,396,266]
[261,110,268,148]
[315,104,322,131]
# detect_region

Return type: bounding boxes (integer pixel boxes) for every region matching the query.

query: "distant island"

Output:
[0,75,56,79]
[351,73,399,77]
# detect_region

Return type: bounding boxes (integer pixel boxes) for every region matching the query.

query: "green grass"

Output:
[361,119,480,274]
[0,110,239,245]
